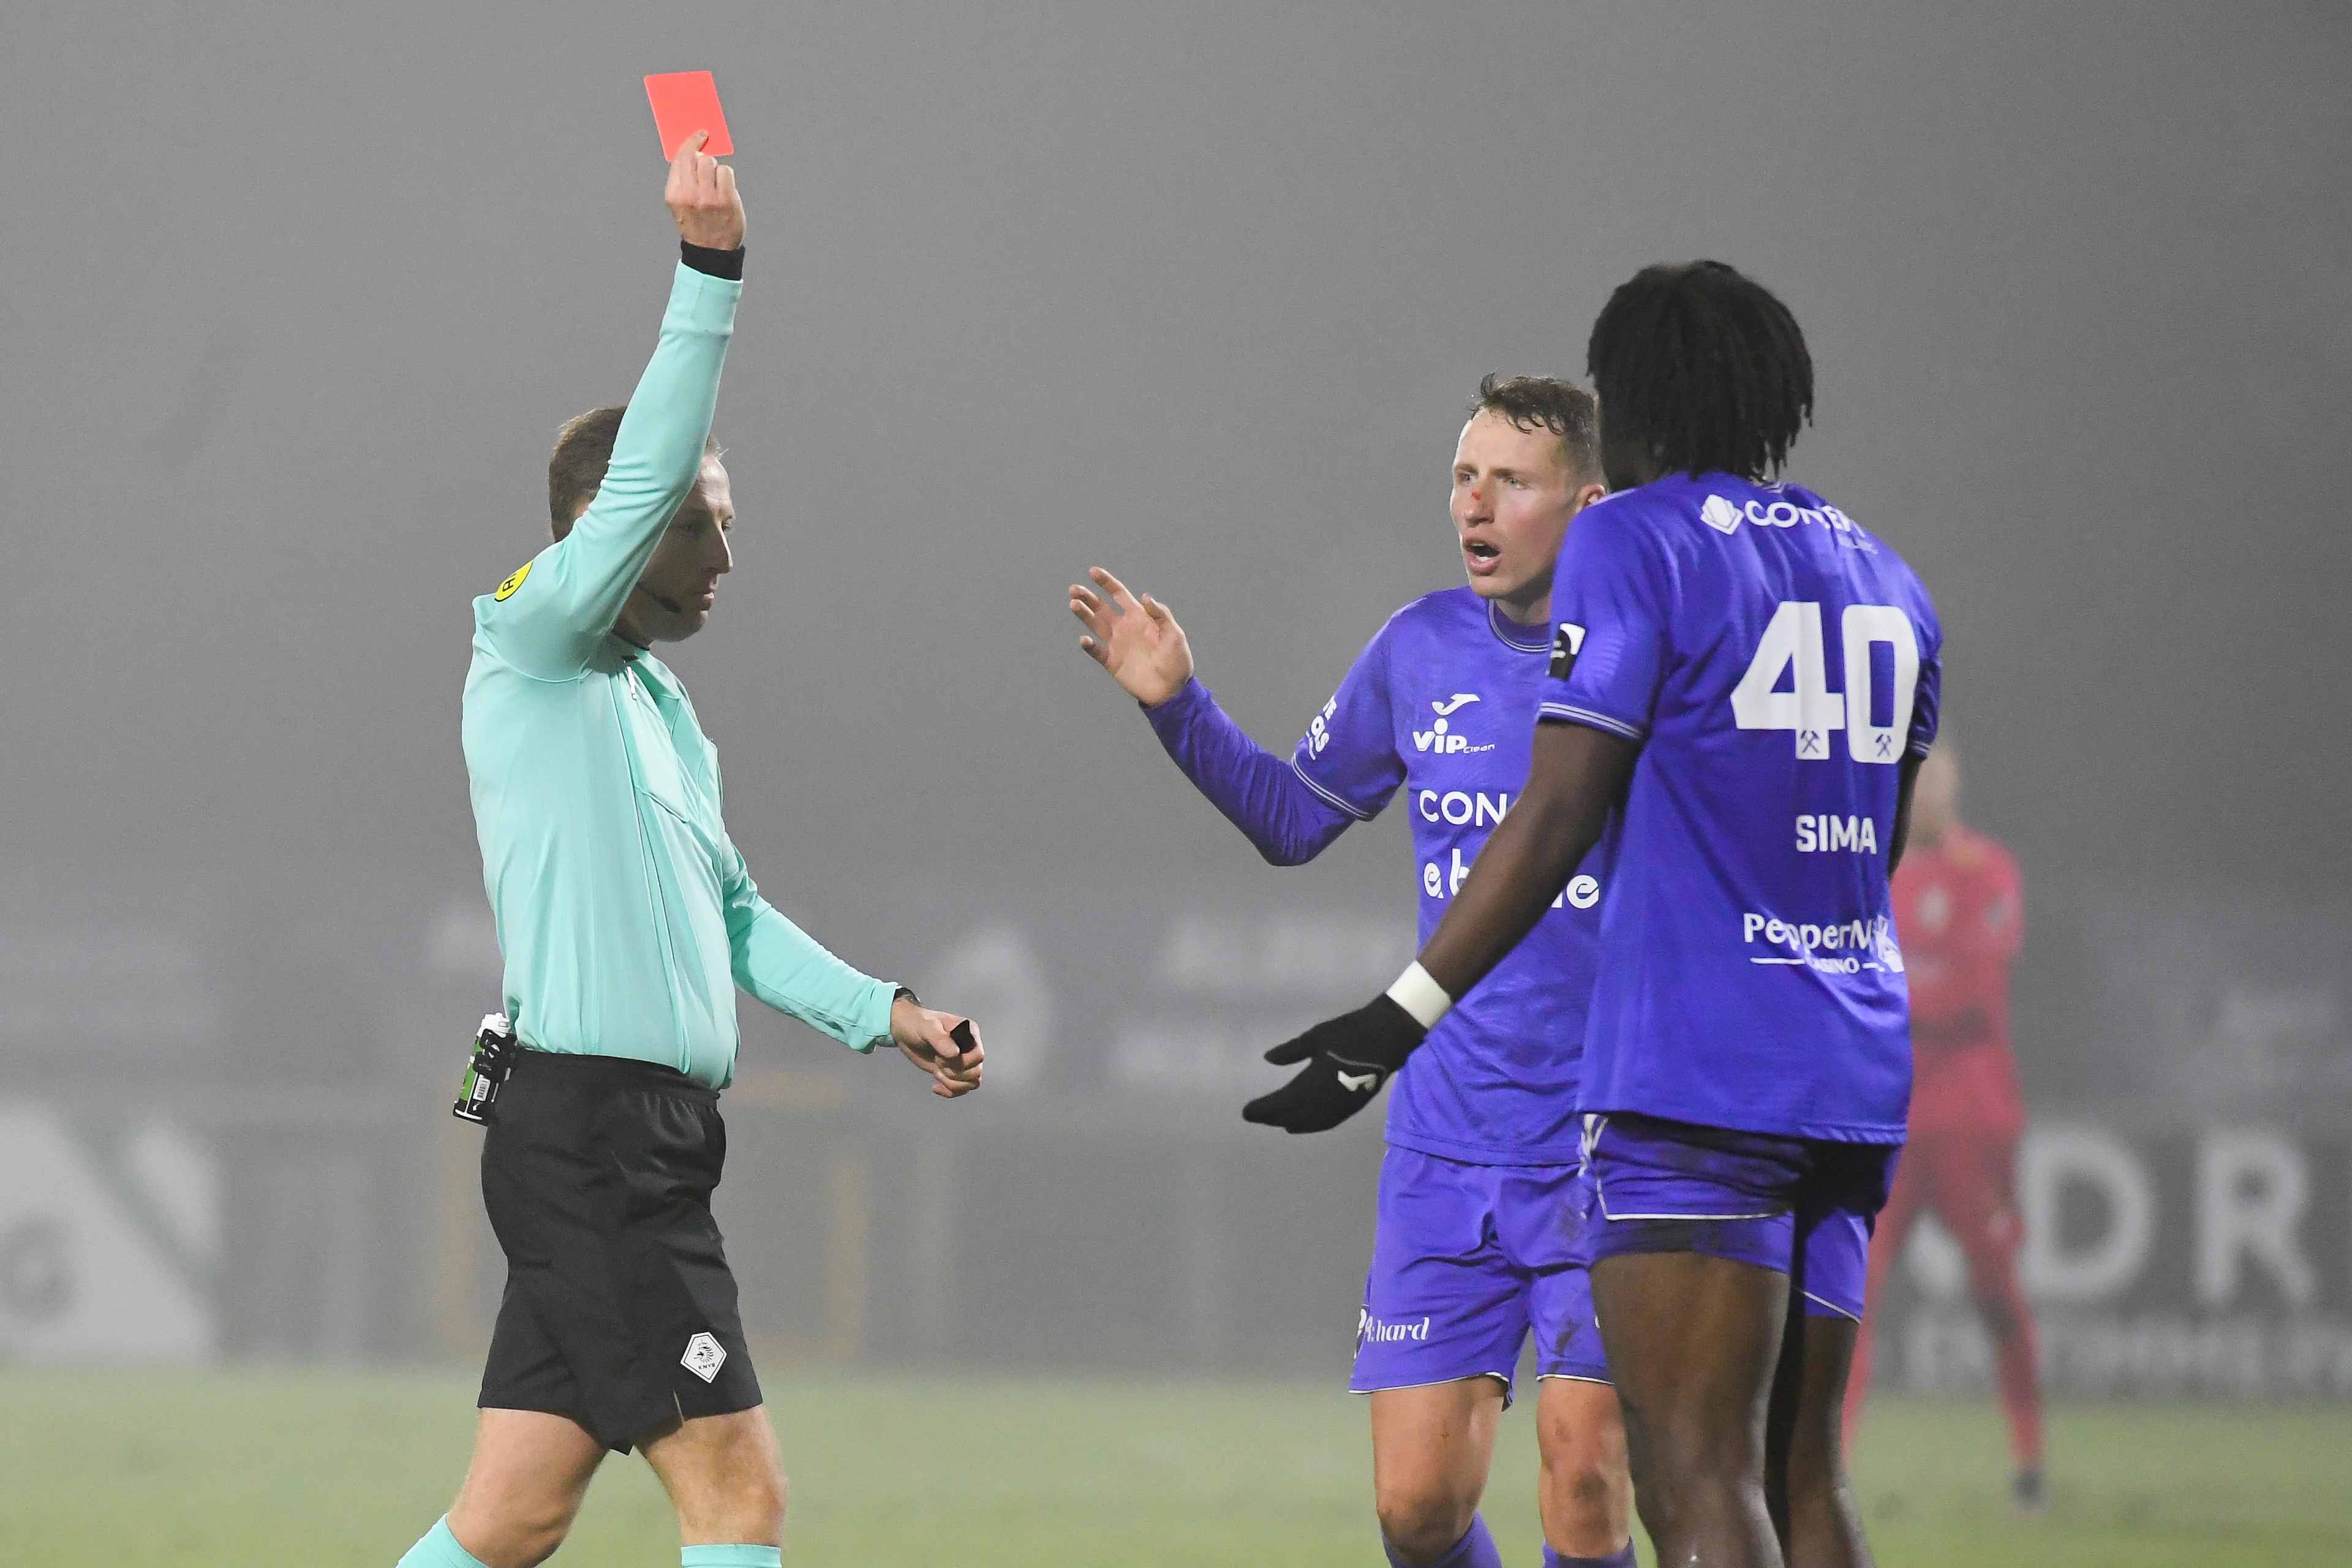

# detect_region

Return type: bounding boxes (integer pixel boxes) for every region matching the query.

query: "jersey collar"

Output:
[1486,600,1550,654]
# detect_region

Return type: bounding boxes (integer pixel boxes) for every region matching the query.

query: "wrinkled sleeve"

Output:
[722,841,897,1053]
[1141,677,1363,865]
[480,264,741,680]
[1286,622,1411,823]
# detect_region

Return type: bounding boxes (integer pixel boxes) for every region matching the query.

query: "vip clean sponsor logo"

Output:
[1742,911,1904,974]
[1412,693,1493,754]
[1357,1308,1433,1346]
[1697,492,1875,551]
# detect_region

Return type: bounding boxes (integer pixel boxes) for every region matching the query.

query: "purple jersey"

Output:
[1540,474,1942,1143]
[1147,587,1603,1164]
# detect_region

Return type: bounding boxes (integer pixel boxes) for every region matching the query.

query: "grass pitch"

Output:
[2,1370,2347,1565]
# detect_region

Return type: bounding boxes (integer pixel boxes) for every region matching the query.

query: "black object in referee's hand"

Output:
[454,1012,520,1125]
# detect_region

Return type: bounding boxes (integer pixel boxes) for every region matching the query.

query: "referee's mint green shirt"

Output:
[461,262,897,1089]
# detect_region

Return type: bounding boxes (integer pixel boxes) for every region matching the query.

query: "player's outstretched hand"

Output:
[1069,567,1194,707]
[666,129,744,251]
[891,997,984,1099]
[1243,994,1426,1134]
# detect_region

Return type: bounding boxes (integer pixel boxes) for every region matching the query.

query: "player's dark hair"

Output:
[1472,374,1601,481]
[1585,261,1813,480]
[548,406,723,539]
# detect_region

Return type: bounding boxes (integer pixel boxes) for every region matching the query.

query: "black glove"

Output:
[1242,993,1428,1134]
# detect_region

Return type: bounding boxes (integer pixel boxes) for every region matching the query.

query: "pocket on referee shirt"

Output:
[633,753,718,870]
[621,683,696,822]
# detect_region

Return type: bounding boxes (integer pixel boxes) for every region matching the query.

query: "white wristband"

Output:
[1385,961,1453,1031]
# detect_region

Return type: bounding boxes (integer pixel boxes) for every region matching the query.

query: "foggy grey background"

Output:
[0,2,2348,1375]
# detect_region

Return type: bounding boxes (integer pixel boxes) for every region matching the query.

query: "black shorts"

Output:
[478,1050,761,1452]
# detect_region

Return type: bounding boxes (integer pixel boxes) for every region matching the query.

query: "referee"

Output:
[398,137,984,1568]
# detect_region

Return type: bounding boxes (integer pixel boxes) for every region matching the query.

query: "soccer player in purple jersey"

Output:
[1267,264,1942,1568]
[1069,378,1635,1568]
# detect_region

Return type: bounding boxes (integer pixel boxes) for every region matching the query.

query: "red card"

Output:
[644,71,733,159]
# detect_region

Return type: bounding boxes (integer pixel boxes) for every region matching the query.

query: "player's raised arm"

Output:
[1071,566,1194,705]
[487,133,747,677]
[1071,567,1368,864]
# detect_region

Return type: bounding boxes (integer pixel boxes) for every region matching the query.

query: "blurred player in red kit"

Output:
[1844,737,2044,1507]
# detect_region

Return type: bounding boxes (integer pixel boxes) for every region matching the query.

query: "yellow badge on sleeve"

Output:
[494,562,532,601]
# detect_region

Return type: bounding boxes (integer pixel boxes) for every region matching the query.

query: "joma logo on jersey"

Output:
[1795,814,1879,854]
[1412,695,1492,753]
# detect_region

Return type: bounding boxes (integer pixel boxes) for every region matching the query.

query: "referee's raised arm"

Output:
[486,132,747,679]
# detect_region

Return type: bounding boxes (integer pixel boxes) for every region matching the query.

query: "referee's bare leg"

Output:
[443,1412,606,1567]
[440,1406,786,1567]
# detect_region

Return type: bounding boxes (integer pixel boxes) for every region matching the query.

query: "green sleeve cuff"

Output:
[666,261,742,337]
[851,977,899,1055]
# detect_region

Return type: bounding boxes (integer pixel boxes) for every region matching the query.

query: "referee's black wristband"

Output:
[892,985,920,1008]
[681,241,745,280]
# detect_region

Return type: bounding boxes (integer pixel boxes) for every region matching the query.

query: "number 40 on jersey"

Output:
[1730,601,1920,763]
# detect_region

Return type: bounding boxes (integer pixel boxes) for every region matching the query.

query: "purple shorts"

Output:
[1351,1146,1610,1403]
[1578,1112,1898,1320]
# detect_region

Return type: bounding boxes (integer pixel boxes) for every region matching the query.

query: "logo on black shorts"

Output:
[681,1331,727,1383]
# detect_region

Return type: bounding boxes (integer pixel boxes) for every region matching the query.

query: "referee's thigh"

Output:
[641,1405,789,1546]
[447,1409,606,1568]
